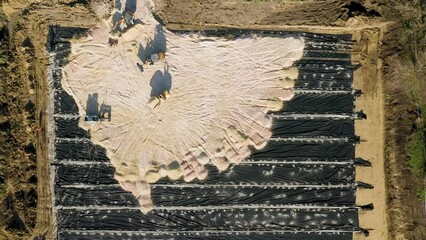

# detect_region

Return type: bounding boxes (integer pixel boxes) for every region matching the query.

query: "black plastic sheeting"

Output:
[157,163,355,185]
[56,163,355,186]
[50,27,361,239]
[54,90,79,115]
[56,185,355,207]
[250,142,355,160]
[294,72,353,90]
[55,117,89,138]
[271,119,355,138]
[303,51,351,59]
[54,139,109,162]
[53,42,72,67]
[280,93,354,114]
[47,27,88,51]
[294,57,353,90]
[55,164,117,185]
[57,232,354,240]
[58,208,359,231]
[296,59,354,70]
[297,71,353,83]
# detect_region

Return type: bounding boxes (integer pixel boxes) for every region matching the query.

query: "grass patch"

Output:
[391,0,426,180]
[0,53,9,65]
[407,128,426,178]
[417,188,426,202]
[407,105,426,201]
[389,0,426,202]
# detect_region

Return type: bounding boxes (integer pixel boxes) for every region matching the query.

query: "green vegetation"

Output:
[407,128,425,178]
[408,105,426,201]
[0,51,8,65]
[417,188,426,202]
[391,0,426,201]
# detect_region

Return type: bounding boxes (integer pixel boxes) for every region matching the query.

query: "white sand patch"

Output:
[61,0,305,213]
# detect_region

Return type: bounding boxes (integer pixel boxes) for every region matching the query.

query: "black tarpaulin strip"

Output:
[151,186,355,207]
[304,42,352,52]
[303,51,351,60]
[54,140,109,162]
[55,164,117,185]
[55,185,355,207]
[271,119,354,137]
[298,71,353,82]
[57,208,359,231]
[55,117,89,138]
[57,231,354,240]
[53,27,88,43]
[51,68,62,90]
[296,67,353,75]
[54,48,71,68]
[57,163,355,186]
[279,93,354,114]
[294,81,352,90]
[54,42,71,53]
[54,90,79,115]
[299,32,352,43]
[250,142,355,160]
[296,59,353,69]
[244,157,357,163]
[156,164,355,185]
[55,185,138,207]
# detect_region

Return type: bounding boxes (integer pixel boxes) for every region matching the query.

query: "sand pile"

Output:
[61,0,305,213]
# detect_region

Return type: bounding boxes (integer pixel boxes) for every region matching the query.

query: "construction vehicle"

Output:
[112,10,135,34]
[146,52,165,65]
[147,90,170,109]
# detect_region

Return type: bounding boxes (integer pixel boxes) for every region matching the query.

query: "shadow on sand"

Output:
[86,93,99,116]
[86,93,112,121]
[150,65,172,97]
[124,0,137,13]
[138,24,167,62]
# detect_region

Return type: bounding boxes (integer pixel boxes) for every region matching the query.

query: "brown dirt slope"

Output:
[381,22,426,239]
[154,0,382,27]
[1,1,96,239]
[0,9,38,240]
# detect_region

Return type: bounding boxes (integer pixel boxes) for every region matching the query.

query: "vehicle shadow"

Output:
[150,65,172,97]
[86,93,99,116]
[138,24,167,63]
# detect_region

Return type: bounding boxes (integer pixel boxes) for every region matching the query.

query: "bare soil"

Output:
[1,1,96,239]
[352,25,387,240]
[0,0,424,239]
[381,24,426,239]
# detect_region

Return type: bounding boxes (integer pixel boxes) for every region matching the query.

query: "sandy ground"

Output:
[62,0,304,213]
[352,27,388,240]
[352,23,426,240]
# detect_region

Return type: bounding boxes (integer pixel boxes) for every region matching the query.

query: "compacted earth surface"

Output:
[0,0,425,239]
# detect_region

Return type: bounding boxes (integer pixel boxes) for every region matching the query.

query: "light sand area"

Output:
[61,0,304,213]
[353,27,388,240]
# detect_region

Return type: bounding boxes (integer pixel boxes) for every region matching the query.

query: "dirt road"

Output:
[352,26,388,240]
